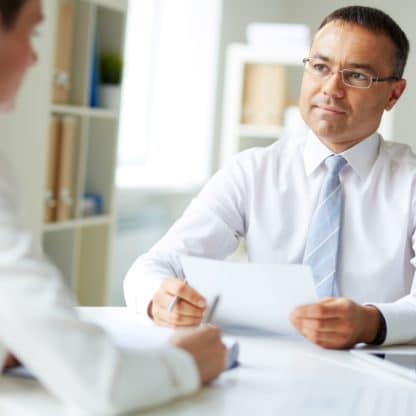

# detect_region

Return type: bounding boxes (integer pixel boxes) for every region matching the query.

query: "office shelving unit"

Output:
[220,43,304,166]
[0,0,128,305]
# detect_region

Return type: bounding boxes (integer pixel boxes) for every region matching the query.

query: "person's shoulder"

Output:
[380,139,416,169]
[228,137,290,169]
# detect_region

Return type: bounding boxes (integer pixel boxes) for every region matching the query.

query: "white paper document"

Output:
[77,307,239,369]
[181,255,318,334]
[4,308,239,381]
[77,307,173,349]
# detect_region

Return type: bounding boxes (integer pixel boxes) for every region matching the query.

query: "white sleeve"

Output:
[372,191,416,345]
[124,155,248,317]
[0,162,199,414]
[372,295,416,345]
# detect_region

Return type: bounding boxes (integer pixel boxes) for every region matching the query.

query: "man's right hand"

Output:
[150,277,207,327]
[170,325,227,385]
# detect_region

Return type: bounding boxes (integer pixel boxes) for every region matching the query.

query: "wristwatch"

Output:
[369,307,387,345]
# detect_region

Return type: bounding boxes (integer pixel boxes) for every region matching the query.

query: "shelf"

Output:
[43,215,111,232]
[239,124,282,139]
[89,0,128,12]
[51,104,118,120]
[229,43,305,66]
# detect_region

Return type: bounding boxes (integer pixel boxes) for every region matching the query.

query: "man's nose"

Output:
[322,71,346,99]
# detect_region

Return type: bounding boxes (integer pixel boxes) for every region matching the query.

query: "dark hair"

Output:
[318,6,409,78]
[0,0,27,29]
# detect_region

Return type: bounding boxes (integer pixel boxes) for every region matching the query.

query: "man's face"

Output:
[0,0,42,111]
[299,21,406,149]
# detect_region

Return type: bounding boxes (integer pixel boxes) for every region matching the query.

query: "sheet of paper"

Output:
[77,307,173,349]
[77,307,239,369]
[181,255,318,334]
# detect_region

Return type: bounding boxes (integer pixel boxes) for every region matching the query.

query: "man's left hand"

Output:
[290,297,381,349]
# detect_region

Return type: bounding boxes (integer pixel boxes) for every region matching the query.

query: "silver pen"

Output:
[201,295,220,324]
[167,276,186,313]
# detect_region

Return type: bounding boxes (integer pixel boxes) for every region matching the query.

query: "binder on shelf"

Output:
[44,116,61,223]
[241,64,288,127]
[52,0,75,104]
[56,116,78,222]
[89,34,100,108]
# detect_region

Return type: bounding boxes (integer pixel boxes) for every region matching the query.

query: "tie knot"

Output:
[325,155,347,176]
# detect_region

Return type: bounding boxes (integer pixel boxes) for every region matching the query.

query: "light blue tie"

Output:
[303,155,347,298]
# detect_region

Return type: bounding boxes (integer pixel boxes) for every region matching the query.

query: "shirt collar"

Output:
[303,130,380,179]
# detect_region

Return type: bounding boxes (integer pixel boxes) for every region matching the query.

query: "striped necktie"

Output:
[303,155,347,298]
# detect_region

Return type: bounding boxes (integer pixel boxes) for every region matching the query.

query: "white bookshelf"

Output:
[220,43,304,165]
[51,104,118,120]
[0,0,127,306]
[43,215,111,232]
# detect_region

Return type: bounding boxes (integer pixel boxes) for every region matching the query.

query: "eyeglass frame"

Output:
[302,57,401,89]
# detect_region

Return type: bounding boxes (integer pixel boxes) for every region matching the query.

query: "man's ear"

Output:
[385,78,406,111]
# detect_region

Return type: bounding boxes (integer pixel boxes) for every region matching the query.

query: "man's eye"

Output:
[350,71,368,80]
[312,63,329,73]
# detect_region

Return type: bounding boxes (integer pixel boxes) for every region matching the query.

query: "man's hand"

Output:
[150,277,207,327]
[290,297,381,349]
[170,325,227,385]
[2,353,19,371]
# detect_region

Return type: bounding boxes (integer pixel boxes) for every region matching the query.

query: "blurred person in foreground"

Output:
[0,0,226,414]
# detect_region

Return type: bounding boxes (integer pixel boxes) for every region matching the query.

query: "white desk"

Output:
[1,308,416,415]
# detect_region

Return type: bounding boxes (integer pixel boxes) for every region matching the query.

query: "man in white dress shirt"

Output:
[124,6,416,349]
[0,0,227,413]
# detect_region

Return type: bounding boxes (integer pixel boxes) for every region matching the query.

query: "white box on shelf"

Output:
[246,23,311,62]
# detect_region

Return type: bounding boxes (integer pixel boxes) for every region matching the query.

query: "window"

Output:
[117,0,222,190]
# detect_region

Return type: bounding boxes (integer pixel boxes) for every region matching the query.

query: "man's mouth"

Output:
[314,105,347,115]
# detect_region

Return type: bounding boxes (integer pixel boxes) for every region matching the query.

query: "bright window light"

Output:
[117,0,222,190]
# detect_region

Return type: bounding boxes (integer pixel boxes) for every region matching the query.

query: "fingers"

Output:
[161,278,206,308]
[189,325,224,345]
[154,290,204,318]
[170,325,227,385]
[169,325,224,353]
[3,353,19,370]
[292,297,346,319]
[301,327,351,349]
[290,298,360,349]
[153,301,203,328]
[151,277,207,327]
[298,317,347,333]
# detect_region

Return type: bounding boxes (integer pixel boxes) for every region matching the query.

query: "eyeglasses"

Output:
[302,57,400,89]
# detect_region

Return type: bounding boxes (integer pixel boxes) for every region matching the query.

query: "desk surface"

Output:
[2,308,416,415]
